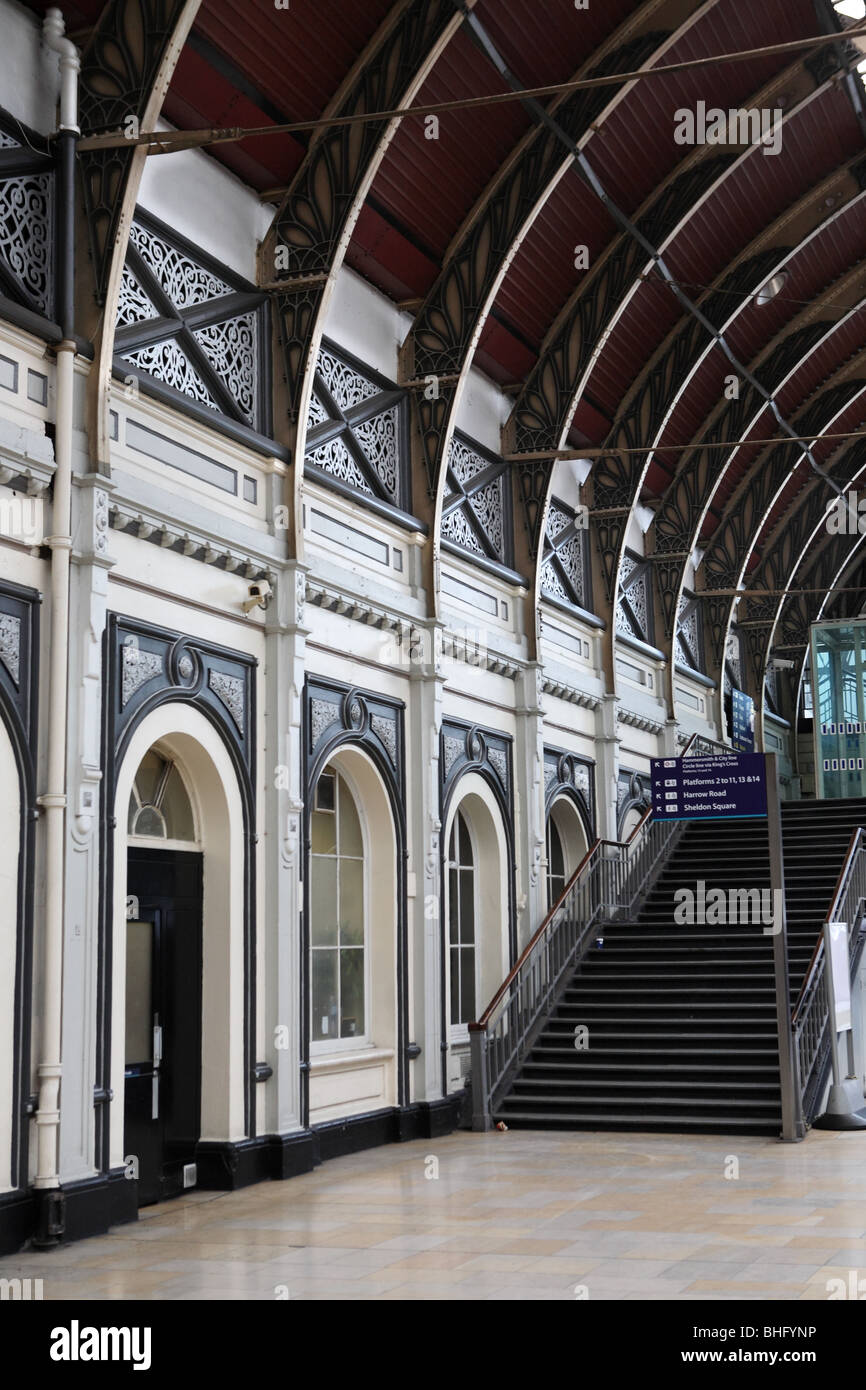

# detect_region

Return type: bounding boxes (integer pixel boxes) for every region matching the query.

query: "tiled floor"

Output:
[3,1128,866,1300]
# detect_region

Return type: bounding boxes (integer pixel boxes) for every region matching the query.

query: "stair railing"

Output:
[791,827,866,1125]
[467,733,716,1130]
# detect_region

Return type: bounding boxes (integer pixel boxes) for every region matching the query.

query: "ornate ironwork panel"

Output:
[114,210,269,432]
[0,114,54,319]
[540,498,591,612]
[616,551,653,646]
[441,433,513,569]
[304,341,409,510]
[676,591,705,674]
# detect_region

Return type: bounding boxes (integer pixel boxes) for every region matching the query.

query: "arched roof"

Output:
[26,0,866,709]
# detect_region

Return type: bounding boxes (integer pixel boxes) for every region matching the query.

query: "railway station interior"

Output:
[1,0,866,1303]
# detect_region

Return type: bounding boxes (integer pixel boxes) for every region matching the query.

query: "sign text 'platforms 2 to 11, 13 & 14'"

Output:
[650,752,768,822]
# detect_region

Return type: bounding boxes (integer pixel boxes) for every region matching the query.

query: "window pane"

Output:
[312,949,338,1041]
[458,811,473,866]
[133,805,167,839]
[549,818,565,878]
[162,764,195,841]
[127,790,139,834]
[448,865,459,944]
[459,868,474,944]
[134,750,162,807]
[338,775,363,857]
[450,945,461,1023]
[448,818,458,865]
[311,806,337,855]
[339,858,363,946]
[340,948,364,1037]
[310,855,338,946]
[125,921,153,1065]
[460,946,475,1024]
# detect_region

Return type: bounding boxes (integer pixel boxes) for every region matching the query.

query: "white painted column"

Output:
[596,692,620,841]
[408,621,444,1103]
[514,661,546,950]
[58,473,115,1183]
[263,565,307,1137]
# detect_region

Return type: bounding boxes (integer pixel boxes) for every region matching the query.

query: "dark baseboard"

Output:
[194,1137,274,1190]
[0,1189,36,1256]
[312,1107,397,1162]
[267,1130,317,1180]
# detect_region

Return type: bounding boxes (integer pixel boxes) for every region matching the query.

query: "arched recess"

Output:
[108,702,247,1179]
[617,769,650,839]
[97,614,256,1187]
[0,582,38,1221]
[303,679,407,1129]
[441,769,512,1097]
[546,793,591,908]
[307,746,400,1127]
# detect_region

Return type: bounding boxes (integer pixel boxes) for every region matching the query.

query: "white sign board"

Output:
[824,921,852,1034]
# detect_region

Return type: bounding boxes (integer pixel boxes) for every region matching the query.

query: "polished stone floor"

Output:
[3,1128,866,1300]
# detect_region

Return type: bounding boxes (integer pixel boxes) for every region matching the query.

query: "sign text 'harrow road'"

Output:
[650,752,768,821]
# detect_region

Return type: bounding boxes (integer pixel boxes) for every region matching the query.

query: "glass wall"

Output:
[810,619,866,799]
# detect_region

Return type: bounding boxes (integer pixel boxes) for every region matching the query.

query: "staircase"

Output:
[495,799,866,1135]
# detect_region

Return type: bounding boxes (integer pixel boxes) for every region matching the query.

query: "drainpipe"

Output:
[33,8,79,1227]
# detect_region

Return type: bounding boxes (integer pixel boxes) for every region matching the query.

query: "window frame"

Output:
[446,806,478,1041]
[309,765,371,1056]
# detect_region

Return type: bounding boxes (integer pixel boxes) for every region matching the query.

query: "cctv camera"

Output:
[242,578,272,614]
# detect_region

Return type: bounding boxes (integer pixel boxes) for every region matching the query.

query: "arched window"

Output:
[310,768,365,1044]
[447,809,476,1026]
[127,748,196,842]
[546,815,566,909]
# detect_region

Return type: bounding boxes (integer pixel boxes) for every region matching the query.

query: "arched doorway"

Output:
[546,794,590,909]
[442,773,510,1093]
[124,746,202,1205]
[307,747,399,1125]
[110,704,247,1206]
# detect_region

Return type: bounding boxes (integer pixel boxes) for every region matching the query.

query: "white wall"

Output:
[137,121,273,284]
[0,1,60,136]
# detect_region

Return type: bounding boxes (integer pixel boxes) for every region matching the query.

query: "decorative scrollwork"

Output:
[305,342,407,507]
[441,435,510,566]
[115,213,268,431]
[0,162,53,316]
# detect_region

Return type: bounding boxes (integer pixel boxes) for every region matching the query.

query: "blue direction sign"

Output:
[728,686,756,750]
[731,687,755,752]
[650,752,767,821]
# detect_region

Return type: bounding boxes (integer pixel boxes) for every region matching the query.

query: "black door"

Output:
[124,848,203,1206]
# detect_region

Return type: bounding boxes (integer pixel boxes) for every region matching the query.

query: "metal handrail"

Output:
[467,731,727,1129]
[792,827,866,1124]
